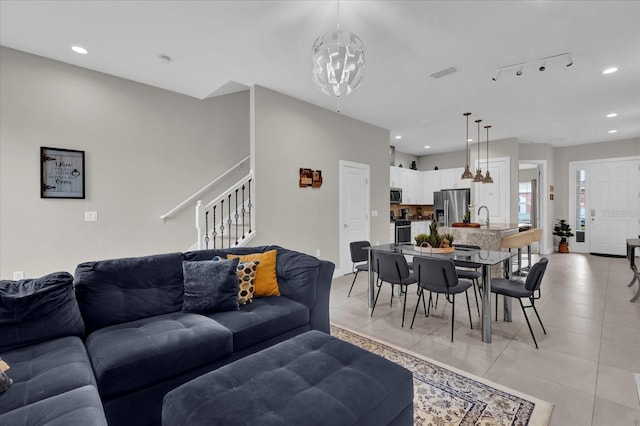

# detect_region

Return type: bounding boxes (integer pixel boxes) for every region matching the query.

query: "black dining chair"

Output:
[371,252,417,327]
[490,257,549,348]
[348,241,371,297]
[410,256,473,342]
[452,244,482,317]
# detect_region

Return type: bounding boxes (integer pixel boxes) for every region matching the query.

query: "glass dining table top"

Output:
[366,243,515,266]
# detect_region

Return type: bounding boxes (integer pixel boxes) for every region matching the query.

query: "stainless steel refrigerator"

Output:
[434,189,470,227]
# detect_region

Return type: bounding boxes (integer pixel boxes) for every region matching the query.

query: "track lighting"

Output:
[491,52,572,81]
[566,54,573,67]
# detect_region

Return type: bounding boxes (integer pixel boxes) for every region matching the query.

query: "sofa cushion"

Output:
[85,312,232,398]
[182,259,239,314]
[184,246,320,309]
[0,336,96,415]
[0,385,107,426]
[207,297,309,351]
[228,249,280,297]
[0,272,84,352]
[74,252,185,333]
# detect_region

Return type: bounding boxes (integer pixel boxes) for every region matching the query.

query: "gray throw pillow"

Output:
[182,259,240,314]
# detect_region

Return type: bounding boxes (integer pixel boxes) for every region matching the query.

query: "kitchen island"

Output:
[441,223,522,276]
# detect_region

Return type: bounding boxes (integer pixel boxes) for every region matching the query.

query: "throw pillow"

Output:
[0,357,11,394]
[182,259,240,314]
[227,250,280,297]
[212,256,260,305]
[236,260,260,305]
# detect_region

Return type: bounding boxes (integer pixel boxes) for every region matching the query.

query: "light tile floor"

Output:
[330,252,640,426]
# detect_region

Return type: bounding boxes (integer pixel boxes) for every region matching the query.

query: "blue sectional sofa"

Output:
[0,245,334,426]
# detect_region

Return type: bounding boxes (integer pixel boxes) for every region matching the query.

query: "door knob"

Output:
[344,224,348,228]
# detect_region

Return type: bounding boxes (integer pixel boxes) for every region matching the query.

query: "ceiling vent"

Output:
[429,66,459,79]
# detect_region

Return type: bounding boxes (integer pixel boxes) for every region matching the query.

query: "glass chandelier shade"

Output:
[483,125,494,183]
[312,29,366,97]
[461,112,474,179]
[473,119,484,182]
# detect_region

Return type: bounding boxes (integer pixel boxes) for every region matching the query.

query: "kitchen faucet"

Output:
[478,205,490,227]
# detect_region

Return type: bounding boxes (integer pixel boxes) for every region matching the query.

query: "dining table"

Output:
[366,243,517,343]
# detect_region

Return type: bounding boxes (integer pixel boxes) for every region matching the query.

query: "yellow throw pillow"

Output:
[228,250,280,297]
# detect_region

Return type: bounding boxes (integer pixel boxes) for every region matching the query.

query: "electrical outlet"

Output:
[85,211,98,222]
[316,249,321,258]
[13,271,24,280]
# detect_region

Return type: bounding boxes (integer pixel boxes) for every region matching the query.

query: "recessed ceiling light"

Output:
[71,46,88,55]
[467,139,473,142]
[606,113,618,118]
[394,135,402,140]
[424,145,430,149]
[608,129,617,134]
[602,67,618,74]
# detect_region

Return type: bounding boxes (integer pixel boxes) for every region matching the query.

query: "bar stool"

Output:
[524,228,543,271]
[500,232,533,276]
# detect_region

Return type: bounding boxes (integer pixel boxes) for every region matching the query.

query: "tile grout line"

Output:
[590,257,611,426]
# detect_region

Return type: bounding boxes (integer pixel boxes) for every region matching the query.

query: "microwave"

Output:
[390,188,402,204]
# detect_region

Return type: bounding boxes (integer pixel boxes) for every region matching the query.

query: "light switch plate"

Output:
[85,211,98,222]
[13,271,24,280]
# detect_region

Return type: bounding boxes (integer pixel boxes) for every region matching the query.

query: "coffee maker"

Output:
[400,208,409,220]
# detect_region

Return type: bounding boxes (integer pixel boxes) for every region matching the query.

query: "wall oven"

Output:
[394,220,412,245]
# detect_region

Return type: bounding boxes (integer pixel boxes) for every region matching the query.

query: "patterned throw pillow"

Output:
[212,256,260,305]
[0,357,12,394]
[236,260,260,305]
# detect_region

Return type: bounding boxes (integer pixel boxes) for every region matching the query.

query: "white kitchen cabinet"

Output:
[390,166,401,188]
[422,170,439,204]
[390,167,423,204]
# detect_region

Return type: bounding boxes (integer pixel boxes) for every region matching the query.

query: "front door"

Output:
[570,157,640,256]
[339,161,370,275]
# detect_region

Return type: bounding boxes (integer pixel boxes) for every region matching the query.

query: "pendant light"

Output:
[473,119,484,182]
[460,112,473,179]
[311,0,366,106]
[483,125,494,183]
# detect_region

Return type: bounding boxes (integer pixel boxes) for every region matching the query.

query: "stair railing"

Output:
[160,155,249,222]
[196,170,254,250]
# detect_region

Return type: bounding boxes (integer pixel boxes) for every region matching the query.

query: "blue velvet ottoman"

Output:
[162,330,414,426]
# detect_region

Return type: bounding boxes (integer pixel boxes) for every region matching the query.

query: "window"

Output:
[518,182,532,224]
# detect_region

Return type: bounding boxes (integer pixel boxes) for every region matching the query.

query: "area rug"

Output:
[330,324,553,426]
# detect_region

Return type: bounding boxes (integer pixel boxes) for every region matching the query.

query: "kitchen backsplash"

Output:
[390,204,434,221]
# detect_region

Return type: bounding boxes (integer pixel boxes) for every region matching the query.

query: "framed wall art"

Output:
[40,147,85,199]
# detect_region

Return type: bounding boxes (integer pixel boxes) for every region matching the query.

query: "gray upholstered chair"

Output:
[348,241,370,297]
[370,252,416,327]
[452,244,482,317]
[410,256,473,341]
[490,257,549,348]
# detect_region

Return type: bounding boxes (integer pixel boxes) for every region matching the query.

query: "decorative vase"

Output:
[558,242,569,253]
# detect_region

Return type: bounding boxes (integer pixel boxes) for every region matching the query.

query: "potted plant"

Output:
[553,219,574,253]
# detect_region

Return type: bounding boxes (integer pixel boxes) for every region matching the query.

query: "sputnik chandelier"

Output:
[311,0,366,110]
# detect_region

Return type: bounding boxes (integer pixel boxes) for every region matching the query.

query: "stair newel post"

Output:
[248,178,253,234]
[219,199,225,249]
[234,188,239,245]
[241,184,246,240]
[196,200,205,250]
[212,205,218,249]
[227,194,232,248]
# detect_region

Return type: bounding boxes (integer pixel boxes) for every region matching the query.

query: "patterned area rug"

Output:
[331,325,553,426]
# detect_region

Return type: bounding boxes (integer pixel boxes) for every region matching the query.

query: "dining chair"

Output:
[410,256,473,341]
[371,252,417,327]
[490,257,549,348]
[452,244,482,317]
[348,241,371,297]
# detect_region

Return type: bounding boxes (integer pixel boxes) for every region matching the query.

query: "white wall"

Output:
[393,151,418,169]
[0,47,250,278]
[250,86,390,271]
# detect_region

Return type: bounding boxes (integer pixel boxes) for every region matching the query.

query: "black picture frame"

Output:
[40,147,85,199]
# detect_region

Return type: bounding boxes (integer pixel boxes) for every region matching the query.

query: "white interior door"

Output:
[590,158,640,256]
[474,157,510,224]
[339,161,370,275]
